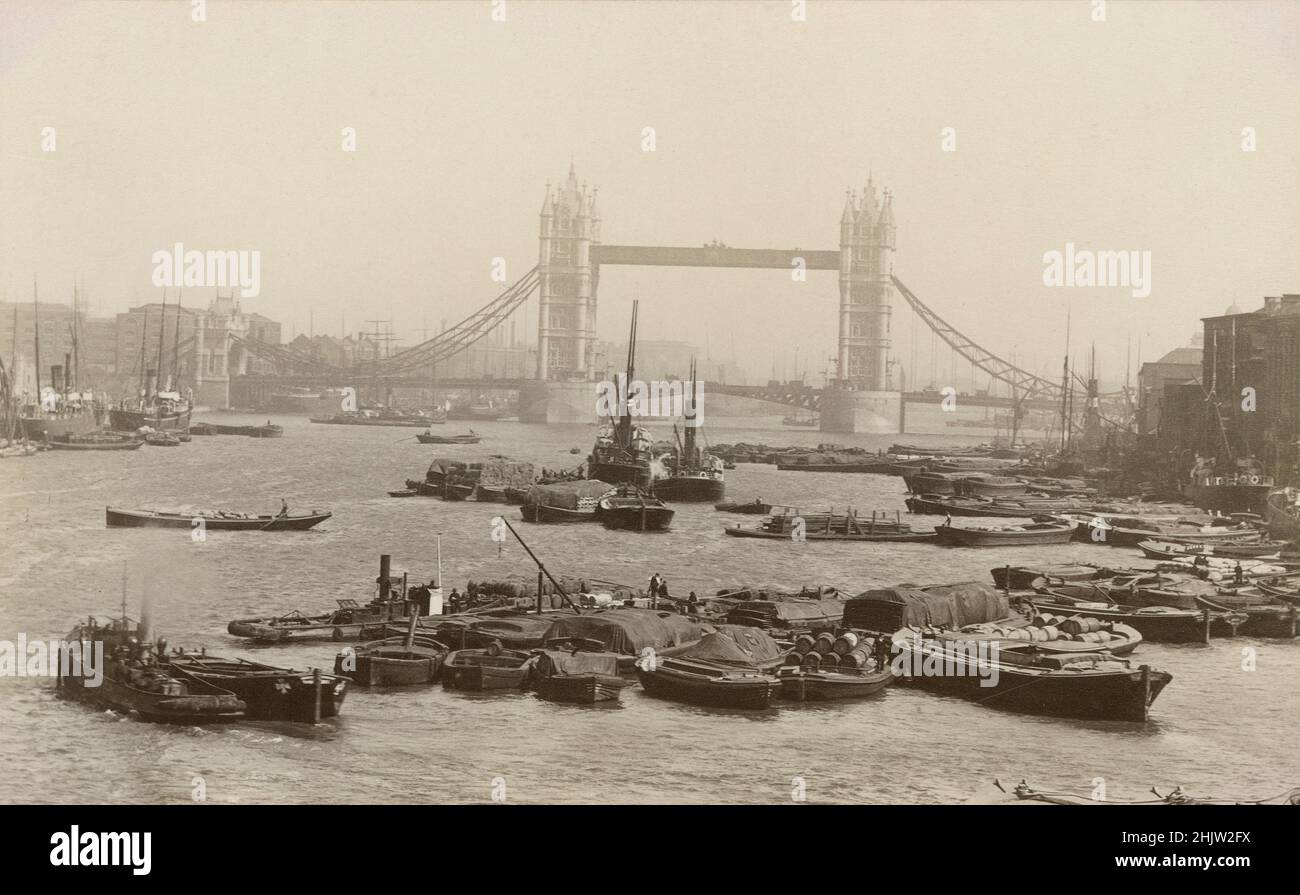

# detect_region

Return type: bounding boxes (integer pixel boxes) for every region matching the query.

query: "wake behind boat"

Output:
[106,506,331,530]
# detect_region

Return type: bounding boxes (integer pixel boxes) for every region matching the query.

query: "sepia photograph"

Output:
[1,0,1297,875]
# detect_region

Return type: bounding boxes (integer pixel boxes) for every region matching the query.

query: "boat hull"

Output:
[535,673,627,704]
[337,653,442,686]
[896,650,1170,722]
[597,506,675,531]
[106,507,331,530]
[635,664,778,709]
[46,438,144,451]
[724,525,935,542]
[22,412,101,441]
[168,663,349,720]
[109,407,191,432]
[587,461,652,489]
[443,664,528,690]
[58,674,245,724]
[1031,598,1215,644]
[650,475,725,502]
[936,524,1075,547]
[1186,482,1271,515]
[779,668,893,701]
[521,504,595,523]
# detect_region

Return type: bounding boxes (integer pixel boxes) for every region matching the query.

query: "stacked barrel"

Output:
[786,631,877,671]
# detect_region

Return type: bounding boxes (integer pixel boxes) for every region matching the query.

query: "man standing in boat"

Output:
[278,498,289,518]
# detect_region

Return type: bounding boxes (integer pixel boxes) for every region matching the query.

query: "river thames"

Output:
[1,413,1295,804]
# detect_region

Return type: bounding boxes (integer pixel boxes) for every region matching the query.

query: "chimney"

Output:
[50,364,64,393]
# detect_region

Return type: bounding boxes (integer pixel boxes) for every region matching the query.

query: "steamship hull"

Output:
[650,475,725,502]
[109,406,192,432]
[1185,482,1271,516]
[21,411,101,441]
[588,459,652,489]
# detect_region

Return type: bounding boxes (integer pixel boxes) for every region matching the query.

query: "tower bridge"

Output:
[230,164,1068,433]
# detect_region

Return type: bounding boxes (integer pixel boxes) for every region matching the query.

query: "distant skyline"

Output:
[3,1,1297,390]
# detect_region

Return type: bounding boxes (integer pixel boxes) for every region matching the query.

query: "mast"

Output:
[683,356,697,463]
[618,301,639,447]
[69,284,79,394]
[170,291,183,392]
[154,288,168,398]
[136,304,151,401]
[32,277,41,402]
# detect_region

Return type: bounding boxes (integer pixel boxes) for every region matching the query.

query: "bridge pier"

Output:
[518,379,594,424]
[819,389,901,434]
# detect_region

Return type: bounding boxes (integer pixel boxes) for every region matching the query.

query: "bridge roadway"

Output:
[231,374,1062,413]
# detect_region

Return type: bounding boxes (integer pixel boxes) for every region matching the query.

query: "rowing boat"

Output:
[335,635,448,686]
[935,519,1075,547]
[442,644,534,690]
[106,506,331,530]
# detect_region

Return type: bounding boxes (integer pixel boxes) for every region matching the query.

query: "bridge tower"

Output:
[823,177,901,433]
[837,177,895,389]
[537,164,600,380]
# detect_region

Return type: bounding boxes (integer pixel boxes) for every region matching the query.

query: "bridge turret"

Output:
[537,165,599,380]
[877,190,896,250]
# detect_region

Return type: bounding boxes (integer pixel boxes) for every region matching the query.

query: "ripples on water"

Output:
[1,414,1296,804]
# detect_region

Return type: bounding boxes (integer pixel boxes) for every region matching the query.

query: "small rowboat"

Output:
[106,506,331,530]
[416,432,481,444]
[45,437,144,451]
[1035,587,1237,643]
[1136,539,1288,561]
[334,635,448,687]
[387,489,418,498]
[144,432,181,447]
[714,500,772,514]
[935,519,1075,547]
[442,643,534,690]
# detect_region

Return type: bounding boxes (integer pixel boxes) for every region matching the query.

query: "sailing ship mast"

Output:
[32,277,41,403]
[617,300,639,449]
[682,356,697,464]
[170,291,183,392]
[154,289,168,398]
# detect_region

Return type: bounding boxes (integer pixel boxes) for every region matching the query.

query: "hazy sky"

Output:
[2,0,1297,388]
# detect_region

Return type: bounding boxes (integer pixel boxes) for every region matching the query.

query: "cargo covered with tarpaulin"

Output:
[681,625,786,670]
[726,599,844,632]
[479,456,536,488]
[426,458,476,483]
[525,480,613,509]
[843,582,1009,633]
[540,609,711,657]
[435,611,576,649]
[534,649,620,678]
